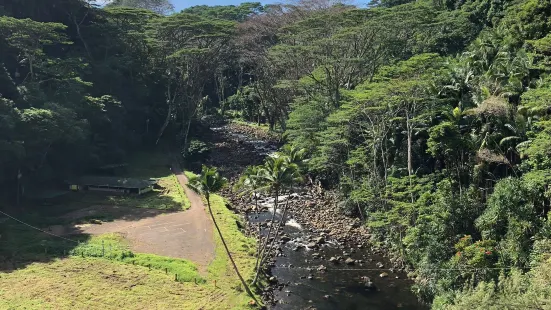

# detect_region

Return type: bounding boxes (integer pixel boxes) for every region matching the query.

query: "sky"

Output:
[172,0,269,10]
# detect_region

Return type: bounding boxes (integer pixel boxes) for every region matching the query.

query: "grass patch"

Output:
[184,170,197,180]
[0,257,233,310]
[0,220,257,309]
[0,161,259,309]
[74,214,115,225]
[70,234,202,283]
[205,193,259,308]
[27,151,190,217]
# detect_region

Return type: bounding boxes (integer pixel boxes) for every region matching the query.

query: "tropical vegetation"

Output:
[3,0,551,307]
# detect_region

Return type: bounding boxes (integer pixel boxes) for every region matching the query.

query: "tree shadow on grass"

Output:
[0,148,194,272]
[0,188,185,272]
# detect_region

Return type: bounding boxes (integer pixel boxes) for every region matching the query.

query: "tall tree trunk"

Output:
[182,115,193,156]
[156,104,172,145]
[406,111,413,177]
[261,197,290,265]
[252,189,279,285]
[406,110,414,203]
[68,10,92,60]
[156,84,176,145]
[206,195,258,303]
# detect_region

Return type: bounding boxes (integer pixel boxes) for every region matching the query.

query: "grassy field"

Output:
[0,198,259,309]
[25,151,190,222]
[0,165,259,309]
[0,258,231,310]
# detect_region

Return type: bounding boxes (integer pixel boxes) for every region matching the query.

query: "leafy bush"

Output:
[184,139,211,161]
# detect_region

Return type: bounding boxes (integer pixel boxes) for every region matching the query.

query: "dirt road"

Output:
[66,163,215,272]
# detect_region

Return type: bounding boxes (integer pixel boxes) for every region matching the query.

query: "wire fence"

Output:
[0,210,533,281]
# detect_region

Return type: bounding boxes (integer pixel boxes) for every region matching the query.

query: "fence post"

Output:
[165,268,168,274]
[102,240,105,257]
[175,274,178,282]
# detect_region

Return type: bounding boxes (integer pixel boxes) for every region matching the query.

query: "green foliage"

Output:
[106,0,174,15]
[449,235,498,283]
[182,2,264,22]
[427,122,465,158]
[184,139,211,161]
[434,257,551,309]
[5,0,551,307]
[187,165,228,199]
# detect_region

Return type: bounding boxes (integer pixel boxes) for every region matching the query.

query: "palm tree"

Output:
[251,156,302,285]
[279,144,307,168]
[187,165,257,303]
[235,165,265,214]
[235,165,266,274]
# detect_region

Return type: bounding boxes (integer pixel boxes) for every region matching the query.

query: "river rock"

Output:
[315,236,325,244]
[269,276,278,283]
[379,272,389,278]
[317,265,327,272]
[329,257,339,264]
[345,257,355,265]
[293,245,304,251]
[362,277,377,291]
[280,235,291,243]
[312,252,321,259]
[306,242,318,248]
[376,262,384,268]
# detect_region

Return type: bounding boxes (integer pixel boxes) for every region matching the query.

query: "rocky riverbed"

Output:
[201,121,425,309]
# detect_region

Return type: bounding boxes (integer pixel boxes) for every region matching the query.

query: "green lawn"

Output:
[0,257,235,310]
[0,166,259,309]
[105,172,190,211]
[28,151,190,220]
[0,201,259,309]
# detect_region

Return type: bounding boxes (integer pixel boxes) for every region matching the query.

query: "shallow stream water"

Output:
[211,125,426,309]
[248,199,426,310]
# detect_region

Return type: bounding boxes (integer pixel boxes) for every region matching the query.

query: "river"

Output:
[208,124,427,310]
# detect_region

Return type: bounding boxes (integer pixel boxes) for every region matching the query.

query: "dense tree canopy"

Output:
[2,0,551,307]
